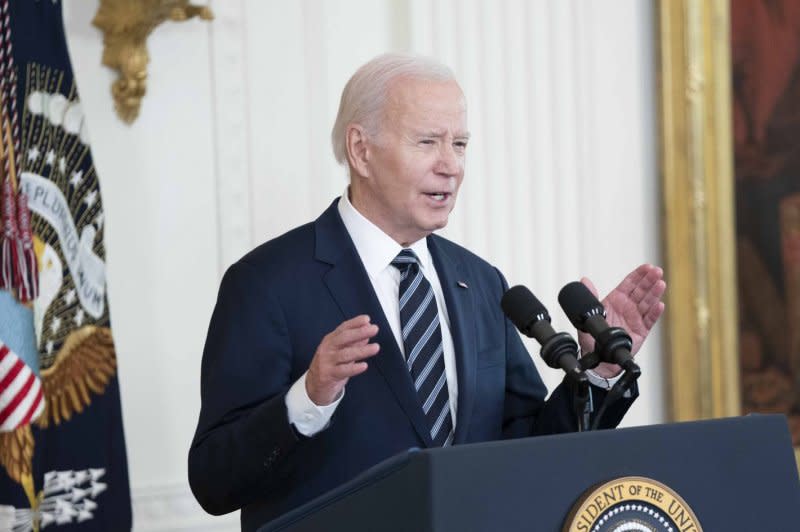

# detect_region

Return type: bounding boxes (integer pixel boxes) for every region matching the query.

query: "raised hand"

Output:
[306,315,380,405]
[579,264,666,379]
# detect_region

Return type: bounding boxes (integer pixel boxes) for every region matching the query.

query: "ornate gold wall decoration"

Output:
[92,0,213,123]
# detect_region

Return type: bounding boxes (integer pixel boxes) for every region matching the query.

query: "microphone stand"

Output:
[572,374,592,433]
[540,336,592,432]
[559,367,591,432]
[576,351,601,432]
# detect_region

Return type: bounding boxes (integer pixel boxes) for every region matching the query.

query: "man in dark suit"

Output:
[188,53,666,531]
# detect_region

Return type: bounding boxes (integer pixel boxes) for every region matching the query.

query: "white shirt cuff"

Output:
[585,367,635,399]
[585,368,623,390]
[285,372,344,436]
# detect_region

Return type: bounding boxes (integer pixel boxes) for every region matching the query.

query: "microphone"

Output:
[557,281,639,374]
[501,285,585,383]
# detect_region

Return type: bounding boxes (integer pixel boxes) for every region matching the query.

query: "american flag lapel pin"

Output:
[457,281,469,289]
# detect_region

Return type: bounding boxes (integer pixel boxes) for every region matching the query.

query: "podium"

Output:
[259,415,800,531]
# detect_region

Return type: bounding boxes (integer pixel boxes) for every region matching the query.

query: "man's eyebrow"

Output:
[416,130,471,139]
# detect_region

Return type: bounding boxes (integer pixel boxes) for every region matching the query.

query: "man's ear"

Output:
[345,124,371,178]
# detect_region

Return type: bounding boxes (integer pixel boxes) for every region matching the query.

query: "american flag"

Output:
[0,340,43,431]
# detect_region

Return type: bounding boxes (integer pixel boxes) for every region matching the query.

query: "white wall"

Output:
[62,2,227,530]
[63,1,661,530]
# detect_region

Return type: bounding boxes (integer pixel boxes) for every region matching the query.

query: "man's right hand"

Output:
[305,315,380,406]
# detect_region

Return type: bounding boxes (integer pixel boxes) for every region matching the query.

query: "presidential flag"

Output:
[0,1,131,530]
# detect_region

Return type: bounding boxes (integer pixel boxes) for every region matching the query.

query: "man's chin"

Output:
[426,217,450,233]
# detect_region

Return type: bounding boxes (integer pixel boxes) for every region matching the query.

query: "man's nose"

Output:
[435,144,462,176]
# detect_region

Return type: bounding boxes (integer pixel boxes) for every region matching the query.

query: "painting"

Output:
[730,0,800,447]
[658,0,799,466]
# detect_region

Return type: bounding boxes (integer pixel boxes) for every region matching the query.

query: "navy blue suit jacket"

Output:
[188,199,635,531]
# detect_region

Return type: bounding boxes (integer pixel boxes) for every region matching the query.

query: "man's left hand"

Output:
[578,264,666,379]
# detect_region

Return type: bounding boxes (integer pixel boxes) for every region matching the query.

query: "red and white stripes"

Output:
[0,342,43,432]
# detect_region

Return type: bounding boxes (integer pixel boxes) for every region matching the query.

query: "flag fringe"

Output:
[15,192,36,301]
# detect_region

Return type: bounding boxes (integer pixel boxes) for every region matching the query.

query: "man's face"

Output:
[356,77,469,246]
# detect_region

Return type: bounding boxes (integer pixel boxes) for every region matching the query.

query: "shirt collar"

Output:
[338,188,432,278]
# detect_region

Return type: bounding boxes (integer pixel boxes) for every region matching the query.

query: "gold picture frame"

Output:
[657,0,800,468]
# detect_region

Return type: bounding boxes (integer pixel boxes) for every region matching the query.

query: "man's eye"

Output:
[454,141,468,149]
[420,139,435,145]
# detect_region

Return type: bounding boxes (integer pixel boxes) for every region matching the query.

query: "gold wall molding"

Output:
[657,0,739,422]
[92,0,213,123]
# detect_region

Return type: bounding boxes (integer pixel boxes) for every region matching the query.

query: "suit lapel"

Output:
[314,201,433,446]
[427,236,477,444]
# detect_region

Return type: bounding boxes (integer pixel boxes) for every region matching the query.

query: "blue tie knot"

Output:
[391,249,419,273]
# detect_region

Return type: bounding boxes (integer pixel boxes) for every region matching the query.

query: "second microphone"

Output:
[501,285,586,385]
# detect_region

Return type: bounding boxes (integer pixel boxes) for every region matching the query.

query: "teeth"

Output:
[431,193,445,201]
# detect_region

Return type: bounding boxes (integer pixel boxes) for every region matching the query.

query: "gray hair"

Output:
[330,53,456,166]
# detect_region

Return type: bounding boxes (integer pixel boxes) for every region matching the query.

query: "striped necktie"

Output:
[391,249,453,447]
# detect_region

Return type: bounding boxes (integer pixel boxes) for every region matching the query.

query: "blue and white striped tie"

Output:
[392,249,453,447]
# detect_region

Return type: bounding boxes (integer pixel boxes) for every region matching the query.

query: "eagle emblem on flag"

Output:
[0,68,120,532]
[0,1,130,529]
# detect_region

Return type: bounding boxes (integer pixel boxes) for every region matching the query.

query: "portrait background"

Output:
[730,0,800,448]
[658,0,800,466]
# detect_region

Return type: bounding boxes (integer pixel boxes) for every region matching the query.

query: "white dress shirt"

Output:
[285,190,459,436]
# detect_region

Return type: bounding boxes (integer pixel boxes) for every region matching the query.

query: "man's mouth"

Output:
[425,192,450,201]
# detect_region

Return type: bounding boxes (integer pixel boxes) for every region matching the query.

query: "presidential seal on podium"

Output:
[563,476,702,532]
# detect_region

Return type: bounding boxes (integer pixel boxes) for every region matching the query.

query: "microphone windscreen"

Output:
[501,285,548,334]
[558,281,604,329]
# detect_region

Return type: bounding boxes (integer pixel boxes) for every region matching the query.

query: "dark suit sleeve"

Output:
[188,260,303,515]
[495,268,636,439]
